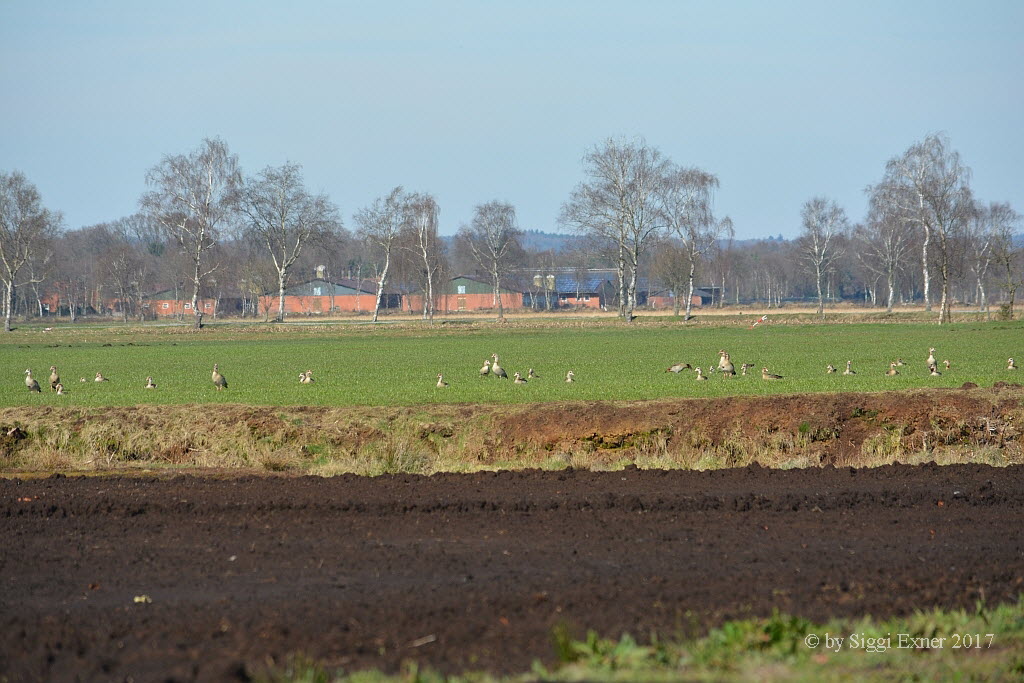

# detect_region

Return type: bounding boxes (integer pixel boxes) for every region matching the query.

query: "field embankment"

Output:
[2,385,1021,475]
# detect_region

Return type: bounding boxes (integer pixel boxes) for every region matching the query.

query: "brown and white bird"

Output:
[212,364,227,391]
[740,363,755,376]
[94,372,109,382]
[895,358,906,367]
[929,364,942,376]
[479,359,491,376]
[55,383,65,395]
[944,359,951,371]
[565,370,575,383]
[145,376,157,389]
[761,367,783,380]
[886,362,900,376]
[717,350,729,370]
[299,370,314,384]
[1009,358,1018,371]
[49,366,60,392]
[79,377,87,383]
[528,368,539,379]
[843,360,856,376]
[490,354,508,379]
[665,362,691,373]
[927,348,936,367]
[24,369,41,393]
[695,367,708,381]
[720,353,736,377]
[436,373,449,388]
[826,364,836,374]
[513,372,527,384]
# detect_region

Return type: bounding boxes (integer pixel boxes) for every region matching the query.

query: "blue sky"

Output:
[2,1,1021,240]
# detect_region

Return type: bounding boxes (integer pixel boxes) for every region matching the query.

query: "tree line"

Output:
[0,133,1020,331]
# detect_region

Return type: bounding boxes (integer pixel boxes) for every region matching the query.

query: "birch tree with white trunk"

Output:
[355,187,407,322]
[456,201,524,320]
[141,138,241,329]
[0,171,61,331]
[240,162,341,322]
[657,165,719,320]
[798,197,848,319]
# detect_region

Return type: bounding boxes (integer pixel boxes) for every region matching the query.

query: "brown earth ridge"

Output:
[2,384,1022,472]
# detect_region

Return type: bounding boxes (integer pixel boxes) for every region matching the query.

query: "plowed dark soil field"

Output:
[3,464,1024,681]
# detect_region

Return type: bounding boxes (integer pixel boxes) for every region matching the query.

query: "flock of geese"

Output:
[664,347,1019,381]
[434,354,576,389]
[21,348,1018,395]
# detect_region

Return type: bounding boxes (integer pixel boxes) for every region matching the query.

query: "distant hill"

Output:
[519,230,574,252]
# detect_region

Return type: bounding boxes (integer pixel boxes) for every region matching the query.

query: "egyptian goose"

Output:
[94,372,109,382]
[826,364,836,374]
[843,360,856,376]
[761,367,782,380]
[721,353,736,377]
[55,383,65,395]
[929,365,942,376]
[665,362,691,373]
[212,364,227,390]
[479,359,491,376]
[1009,358,1018,371]
[565,370,575,383]
[885,362,900,376]
[927,348,936,367]
[695,368,708,381]
[49,366,60,392]
[24,369,41,393]
[944,360,951,371]
[513,372,527,384]
[436,373,449,388]
[490,354,508,379]
[528,368,539,379]
[145,377,157,389]
[300,371,314,384]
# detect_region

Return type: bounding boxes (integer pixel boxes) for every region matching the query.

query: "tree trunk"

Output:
[887,273,895,313]
[3,281,12,332]
[816,263,825,318]
[372,254,390,323]
[684,258,696,321]
[492,264,504,320]
[921,226,932,312]
[616,243,626,319]
[277,269,287,322]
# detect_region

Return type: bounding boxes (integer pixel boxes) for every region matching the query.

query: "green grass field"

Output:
[2,319,1022,408]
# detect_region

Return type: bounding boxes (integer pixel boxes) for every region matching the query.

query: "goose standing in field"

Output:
[1009,358,1018,371]
[565,370,575,383]
[826,364,836,374]
[843,360,856,376]
[479,359,491,377]
[717,350,729,370]
[761,367,783,380]
[49,366,60,392]
[885,362,900,376]
[212,364,227,391]
[94,372,109,382]
[665,362,691,373]
[513,371,527,384]
[528,368,539,379]
[740,363,755,376]
[927,347,936,368]
[695,367,708,381]
[24,369,41,393]
[55,383,65,395]
[720,353,736,377]
[944,359,951,371]
[490,354,508,379]
[436,373,449,388]
[145,376,157,389]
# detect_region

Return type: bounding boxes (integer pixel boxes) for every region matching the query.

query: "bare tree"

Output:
[455,201,524,320]
[403,193,442,324]
[355,187,407,322]
[964,201,1002,314]
[560,137,668,322]
[141,138,241,329]
[0,171,62,331]
[989,202,1021,318]
[856,189,913,312]
[798,197,848,318]
[874,133,973,323]
[239,162,341,322]
[657,165,720,320]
